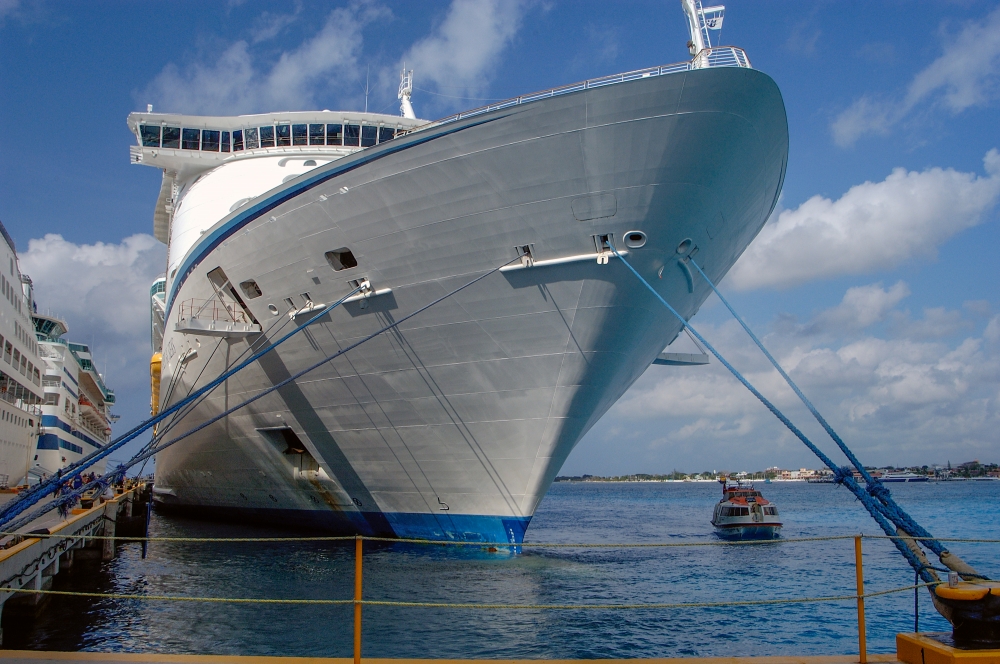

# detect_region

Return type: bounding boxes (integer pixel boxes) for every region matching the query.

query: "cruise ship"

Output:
[0,220,43,489]
[133,2,789,543]
[32,312,116,478]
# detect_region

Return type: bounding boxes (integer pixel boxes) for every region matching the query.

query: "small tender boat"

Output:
[711,478,782,540]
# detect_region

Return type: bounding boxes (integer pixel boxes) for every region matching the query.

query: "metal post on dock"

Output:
[854,535,867,664]
[354,535,362,664]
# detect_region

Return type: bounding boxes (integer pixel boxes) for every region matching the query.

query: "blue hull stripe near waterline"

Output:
[164,114,509,319]
[152,500,532,544]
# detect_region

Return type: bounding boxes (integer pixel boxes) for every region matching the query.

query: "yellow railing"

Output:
[4,532,995,662]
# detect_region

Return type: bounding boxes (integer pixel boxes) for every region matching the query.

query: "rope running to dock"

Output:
[8,582,936,610]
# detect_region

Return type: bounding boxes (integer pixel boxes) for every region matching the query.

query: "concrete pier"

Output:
[0,484,148,635]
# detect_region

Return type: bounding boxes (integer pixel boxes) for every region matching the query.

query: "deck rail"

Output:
[418,46,751,130]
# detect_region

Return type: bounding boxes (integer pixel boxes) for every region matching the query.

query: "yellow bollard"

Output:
[354,536,363,664]
[855,535,867,664]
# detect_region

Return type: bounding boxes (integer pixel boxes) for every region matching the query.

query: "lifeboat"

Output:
[711,477,782,540]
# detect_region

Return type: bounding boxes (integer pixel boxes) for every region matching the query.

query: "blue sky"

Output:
[1,1,999,475]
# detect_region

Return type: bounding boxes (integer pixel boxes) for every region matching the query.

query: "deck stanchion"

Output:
[854,535,867,664]
[354,536,363,664]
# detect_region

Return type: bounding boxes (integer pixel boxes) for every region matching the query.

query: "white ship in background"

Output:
[0,220,42,489]
[32,312,116,479]
[133,2,788,543]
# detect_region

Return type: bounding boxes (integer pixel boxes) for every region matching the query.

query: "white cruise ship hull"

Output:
[152,66,789,543]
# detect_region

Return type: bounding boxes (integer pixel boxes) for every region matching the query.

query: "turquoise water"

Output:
[3,481,998,657]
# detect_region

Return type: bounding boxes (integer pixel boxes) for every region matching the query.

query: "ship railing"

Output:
[415,47,751,131]
[5,532,994,663]
[177,297,253,325]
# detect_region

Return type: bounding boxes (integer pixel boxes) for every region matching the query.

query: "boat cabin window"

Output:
[325,248,357,271]
[221,131,231,152]
[292,124,308,146]
[764,506,778,515]
[361,125,377,147]
[276,124,291,147]
[260,126,275,148]
[379,127,395,143]
[201,130,220,152]
[245,127,259,149]
[162,126,180,148]
[140,125,161,147]
[240,279,263,299]
[309,124,325,145]
[233,129,244,151]
[344,123,361,146]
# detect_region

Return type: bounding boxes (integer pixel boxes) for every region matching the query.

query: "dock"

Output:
[0,483,147,627]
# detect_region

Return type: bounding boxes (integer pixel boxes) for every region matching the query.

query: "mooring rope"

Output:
[686,257,950,559]
[2,257,519,534]
[607,245,938,583]
[0,286,363,528]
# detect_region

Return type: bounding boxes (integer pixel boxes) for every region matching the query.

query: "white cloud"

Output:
[142,3,382,115]
[401,0,529,107]
[570,288,1000,474]
[832,6,1000,147]
[21,234,166,431]
[728,150,1000,291]
[814,281,910,331]
[0,0,19,20]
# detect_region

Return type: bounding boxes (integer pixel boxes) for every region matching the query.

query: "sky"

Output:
[1,0,999,476]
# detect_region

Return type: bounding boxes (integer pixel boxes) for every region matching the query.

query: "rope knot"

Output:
[833,466,852,484]
[867,480,890,501]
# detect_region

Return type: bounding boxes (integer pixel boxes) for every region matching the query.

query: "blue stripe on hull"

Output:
[153,501,531,544]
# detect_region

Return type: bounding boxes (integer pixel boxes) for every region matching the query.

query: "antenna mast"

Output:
[681,0,725,68]
[398,68,415,120]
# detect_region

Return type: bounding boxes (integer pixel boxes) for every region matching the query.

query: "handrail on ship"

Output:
[406,46,751,132]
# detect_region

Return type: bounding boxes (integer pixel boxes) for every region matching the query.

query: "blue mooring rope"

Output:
[3,258,519,534]
[0,286,363,529]
[608,245,938,583]
[685,257,949,558]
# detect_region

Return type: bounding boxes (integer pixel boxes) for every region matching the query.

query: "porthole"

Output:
[303,159,317,167]
[624,231,647,249]
[240,279,263,299]
[676,238,693,255]
[267,304,279,315]
[325,248,358,271]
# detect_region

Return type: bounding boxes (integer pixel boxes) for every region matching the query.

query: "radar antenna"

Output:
[681,0,725,68]
[398,68,415,120]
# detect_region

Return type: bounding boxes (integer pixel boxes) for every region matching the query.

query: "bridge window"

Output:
[182,128,200,150]
[344,124,360,146]
[259,126,275,148]
[140,125,161,147]
[361,125,377,147]
[292,124,308,145]
[201,130,220,151]
[378,127,395,143]
[309,124,325,145]
[221,131,231,152]
[325,248,357,271]
[245,127,259,149]
[276,124,291,146]
[162,126,180,148]
[233,130,244,151]
[326,124,343,145]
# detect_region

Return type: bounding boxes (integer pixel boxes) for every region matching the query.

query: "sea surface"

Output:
[3,480,998,658]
